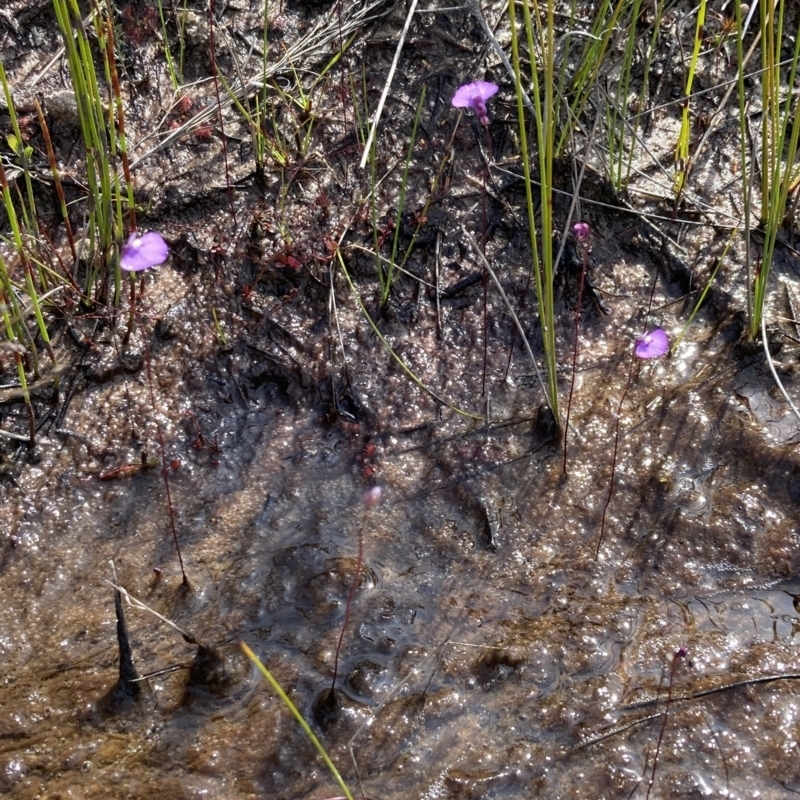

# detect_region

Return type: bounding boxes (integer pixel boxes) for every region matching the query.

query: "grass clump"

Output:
[508,0,559,421]
[0,0,148,442]
[746,0,800,339]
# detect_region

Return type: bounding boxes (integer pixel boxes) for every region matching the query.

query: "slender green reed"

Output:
[218,72,289,169]
[558,0,630,157]
[254,0,272,172]
[604,0,662,192]
[674,0,706,196]
[0,159,56,380]
[177,0,190,84]
[0,259,34,442]
[156,0,181,91]
[213,1,316,173]
[266,73,315,159]
[98,9,137,310]
[671,229,736,354]
[53,0,123,296]
[241,642,355,800]
[0,62,59,436]
[733,1,753,327]
[338,250,483,420]
[211,307,228,346]
[0,63,38,253]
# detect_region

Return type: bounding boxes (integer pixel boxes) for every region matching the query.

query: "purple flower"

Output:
[363,486,382,509]
[452,81,499,126]
[573,222,590,242]
[120,231,169,272]
[634,328,669,359]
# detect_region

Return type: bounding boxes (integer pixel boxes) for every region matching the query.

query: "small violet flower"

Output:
[120,231,169,272]
[363,486,382,509]
[452,81,499,126]
[634,328,669,359]
[573,222,590,242]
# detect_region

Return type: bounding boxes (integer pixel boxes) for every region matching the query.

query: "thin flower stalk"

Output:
[563,222,591,473]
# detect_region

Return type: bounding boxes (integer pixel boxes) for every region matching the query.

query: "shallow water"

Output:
[3,231,800,800]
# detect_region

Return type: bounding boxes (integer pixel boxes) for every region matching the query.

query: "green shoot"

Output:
[394,119,462,279]
[670,229,737,354]
[604,0,662,192]
[266,74,315,161]
[559,0,629,157]
[337,250,483,420]
[674,0,706,196]
[211,307,228,347]
[626,0,663,187]
[240,642,355,800]
[177,0,190,84]
[734,0,752,328]
[218,71,289,169]
[0,159,56,383]
[0,61,38,265]
[97,8,132,309]
[253,0,272,173]
[156,0,181,91]
[276,58,315,157]
[53,0,120,295]
[0,253,35,442]
[102,13,136,237]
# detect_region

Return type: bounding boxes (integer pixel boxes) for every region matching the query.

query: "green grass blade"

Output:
[674,0,706,195]
[751,1,800,337]
[240,642,355,800]
[511,0,559,419]
[671,229,737,354]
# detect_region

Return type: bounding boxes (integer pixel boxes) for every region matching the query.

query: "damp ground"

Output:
[2,1,800,799]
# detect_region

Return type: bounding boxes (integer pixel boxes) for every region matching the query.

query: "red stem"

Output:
[330,527,363,694]
[645,648,687,800]
[596,355,636,558]
[144,339,188,586]
[563,240,589,473]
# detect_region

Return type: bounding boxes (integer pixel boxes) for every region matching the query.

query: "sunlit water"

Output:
[2,235,800,800]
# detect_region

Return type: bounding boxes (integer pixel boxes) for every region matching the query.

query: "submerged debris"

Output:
[113,587,141,700]
[187,642,247,697]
